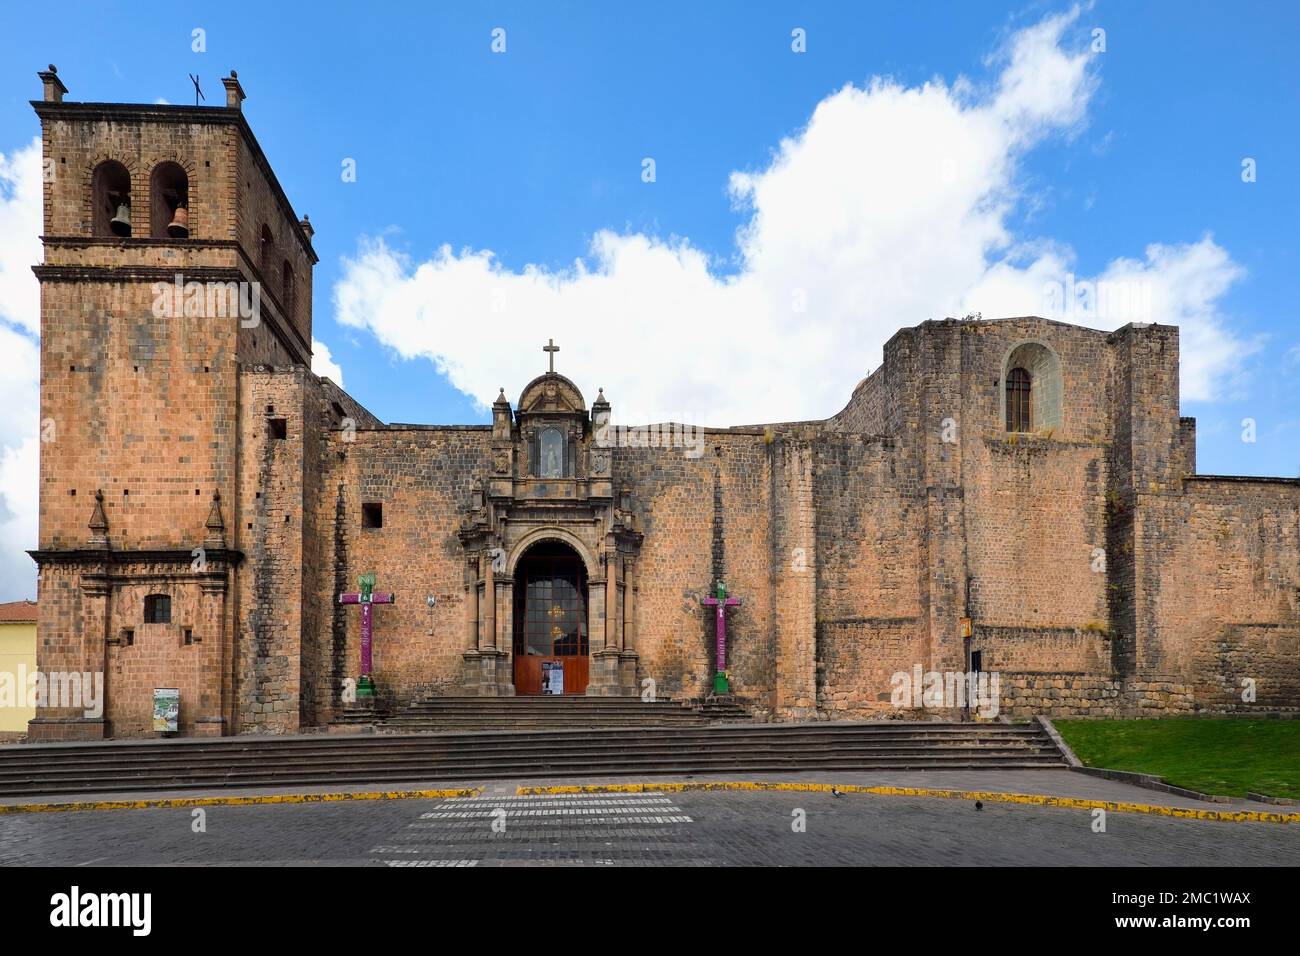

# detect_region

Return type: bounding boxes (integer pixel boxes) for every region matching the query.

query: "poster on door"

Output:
[542,661,564,695]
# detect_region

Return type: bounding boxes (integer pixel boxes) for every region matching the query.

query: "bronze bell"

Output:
[166,204,189,239]
[109,202,131,237]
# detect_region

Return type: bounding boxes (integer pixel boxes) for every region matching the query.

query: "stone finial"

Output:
[494,387,509,405]
[298,215,314,241]
[204,489,226,548]
[38,64,68,103]
[593,387,608,406]
[221,70,246,110]
[88,489,108,547]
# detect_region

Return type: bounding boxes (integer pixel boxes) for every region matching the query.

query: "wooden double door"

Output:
[512,542,590,695]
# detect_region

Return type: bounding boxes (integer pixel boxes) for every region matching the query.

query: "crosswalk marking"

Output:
[367,790,698,866]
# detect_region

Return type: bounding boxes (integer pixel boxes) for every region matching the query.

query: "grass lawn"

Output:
[1053,718,1300,800]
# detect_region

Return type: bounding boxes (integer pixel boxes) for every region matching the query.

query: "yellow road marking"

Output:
[515,781,1300,824]
[0,787,481,814]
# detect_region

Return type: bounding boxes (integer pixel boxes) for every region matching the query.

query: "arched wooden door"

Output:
[512,541,590,694]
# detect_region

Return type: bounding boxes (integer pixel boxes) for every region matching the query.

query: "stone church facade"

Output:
[26,68,1300,740]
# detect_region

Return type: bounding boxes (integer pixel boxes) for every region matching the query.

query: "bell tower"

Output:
[28,66,317,739]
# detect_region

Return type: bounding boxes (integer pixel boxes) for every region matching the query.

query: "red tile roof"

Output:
[0,600,37,623]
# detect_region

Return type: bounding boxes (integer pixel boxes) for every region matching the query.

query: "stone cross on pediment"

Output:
[544,338,559,373]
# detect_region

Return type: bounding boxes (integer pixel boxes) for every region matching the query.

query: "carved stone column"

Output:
[464,554,480,653]
[194,572,229,737]
[462,544,511,696]
[589,545,624,696]
[461,553,485,694]
[620,555,640,693]
[483,546,496,651]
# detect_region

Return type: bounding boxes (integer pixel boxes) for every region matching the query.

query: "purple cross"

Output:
[701,580,741,692]
[339,573,395,693]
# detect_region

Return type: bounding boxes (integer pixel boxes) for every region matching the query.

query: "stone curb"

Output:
[1247,791,1295,806]
[1070,766,1234,803]
[0,786,481,815]
[1035,716,1082,767]
[516,781,1300,823]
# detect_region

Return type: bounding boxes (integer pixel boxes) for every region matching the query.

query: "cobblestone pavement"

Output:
[2,788,1298,866]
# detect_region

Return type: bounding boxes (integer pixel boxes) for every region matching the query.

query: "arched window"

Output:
[1001,341,1062,434]
[91,160,132,237]
[143,594,172,624]
[1006,367,1032,432]
[259,225,274,281]
[150,162,189,238]
[281,261,295,322]
[538,428,565,478]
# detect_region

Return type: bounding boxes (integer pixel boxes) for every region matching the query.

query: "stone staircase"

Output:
[693,694,751,721]
[378,695,709,732]
[0,721,1066,798]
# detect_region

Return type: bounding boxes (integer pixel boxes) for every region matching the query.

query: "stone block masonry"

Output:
[26,67,1300,738]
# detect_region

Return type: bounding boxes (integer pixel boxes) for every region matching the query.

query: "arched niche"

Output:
[999,340,1063,433]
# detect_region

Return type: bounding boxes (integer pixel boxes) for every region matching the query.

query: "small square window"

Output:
[143,594,171,624]
[183,628,195,646]
[362,503,383,529]
[121,628,134,647]
[269,418,287,440]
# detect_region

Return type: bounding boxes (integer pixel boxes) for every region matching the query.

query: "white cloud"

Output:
[0,138,41,338]
[0,435,38,601]
[0,137,42,601]
[311,338,344,385]
[0,8,1261,601]
[333,6,1249,426]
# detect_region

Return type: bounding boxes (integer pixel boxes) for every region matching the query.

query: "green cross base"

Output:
[713,671,730,694]
[357,675,376,698]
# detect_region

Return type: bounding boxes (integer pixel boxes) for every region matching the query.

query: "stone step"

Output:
[0,721,1065,797]
[0,754,1062,791]
[0,722,1054,761]
[0,753,1064,797]
[0,739,1058,778]
[0,725,1055,764]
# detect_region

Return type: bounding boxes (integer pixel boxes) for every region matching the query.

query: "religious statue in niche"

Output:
[540,427,564,479]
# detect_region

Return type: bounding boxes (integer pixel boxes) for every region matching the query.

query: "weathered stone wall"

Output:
[312,426,494,714]
[613,434,778,706]
[999,674,1196,718]
[233,137,314,354]
[1144,478,1300,711]
[813,434,926,716]
[235,368,306,733]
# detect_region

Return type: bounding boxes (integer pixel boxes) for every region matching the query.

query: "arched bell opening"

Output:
[92,160,132,237]
[150,161,189,238]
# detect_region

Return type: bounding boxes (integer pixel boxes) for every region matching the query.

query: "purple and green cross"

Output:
[701,580,741,694]
[339,573,395,698]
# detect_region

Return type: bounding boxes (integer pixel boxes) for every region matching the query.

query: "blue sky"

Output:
[0,1,1298,599]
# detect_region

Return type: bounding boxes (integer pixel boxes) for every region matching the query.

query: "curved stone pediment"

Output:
[517,372,586,416]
